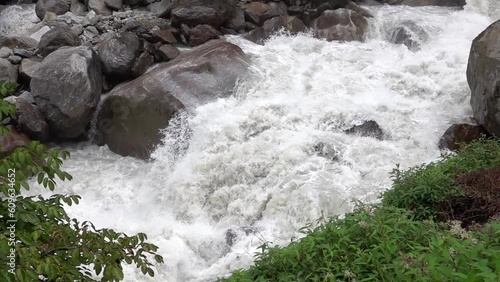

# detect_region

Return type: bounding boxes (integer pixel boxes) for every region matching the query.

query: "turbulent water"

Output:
[3,0,499,281]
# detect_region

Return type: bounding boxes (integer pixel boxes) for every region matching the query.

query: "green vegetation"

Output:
[221,138,500,282]
[0,81,163,281]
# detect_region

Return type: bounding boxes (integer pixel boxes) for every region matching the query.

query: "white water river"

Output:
[2,0,499,281]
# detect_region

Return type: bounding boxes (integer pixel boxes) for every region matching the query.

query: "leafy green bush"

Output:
[220,206,500,282]
[383,138,500,221]
[0,81,164,281]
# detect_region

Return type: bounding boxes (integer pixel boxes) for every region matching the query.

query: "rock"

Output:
[38,25,81,57]
[189,24,220,46]
[345,120,383,139]
[0,126,30,158]
[31,46,102,139]
[467,20,500,137]
[19,58,41,83]
[13,97,50,141]
[389,21,429,51]
[224,6,245,31]
[245,15,306,44]
[30,26,51,42]
[8,55,22,65]
[104,0,123,10]
[70,0,88,16]
[88,0,112,15]
[0,47,13,58]
[346,1,373,18]
[171,0,238,29]
[131,51,153,77]
[148,0,172,17]
[311,0,350,9]
[158,44,180,61]
[379,0,465,7]
[152,28,177,44]
[0,58,18,83]
[243,1,288,25]
[438,124,488,151]
[19,91,36,104]
[35,0,70,20]
[311,9,369,42]
[13,49,34,58]
[97,32,142,79]
[0,36,38,50]
[97,40,248,159]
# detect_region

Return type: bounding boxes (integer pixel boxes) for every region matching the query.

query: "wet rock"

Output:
[0,58,18,83]
[38,25,81,56]
[157,44,180,61]
[438,124,488,151]
[97,32,142,79]
[390,21,429,51]
[97,40,248,159]
[467,20,500,137]
[314,142,339,160]
[345,120,383,139]
[0,126,30,158]
[35,0,70,20]
[31,46,102,139]
[171,0,238,29]
[243,1,288,25]
[13,97,50,141]
[189,24,220,46]
[311,9,369,42]
[245,15,306,44]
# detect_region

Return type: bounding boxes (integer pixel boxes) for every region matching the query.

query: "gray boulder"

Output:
[14,97,50,141]
[467,20,500,137]
[171,0,238,29]
[97,32,142,79]
[0,36,38,50]
[96,40,248,159]
[311,9,369,42]
[38,25,81,57]
[104,0,123,10]
[31,46,102,139]
[0,58,18,83]
[35,0,70,20]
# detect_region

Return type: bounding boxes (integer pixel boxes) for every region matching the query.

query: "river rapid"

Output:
[2,0,500,281]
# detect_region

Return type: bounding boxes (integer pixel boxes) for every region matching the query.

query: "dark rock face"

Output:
[0,126,30,158]
[390,21,429,51]
[311,9,369,42]
[245,15,306,44]
[35,0,70,20]
[96,40,248,159]
[467,20,500,137]
[311,0,350,9]
[13,97,50,142]
[244,1,288,25]
[224,7,245,31]
[38,25,81,57]
[189,24,220,46]
[171,0,238,29]
[97,32,142,79]
[345,120,384,140]
[31,46,102,139]
[438,124,488,151]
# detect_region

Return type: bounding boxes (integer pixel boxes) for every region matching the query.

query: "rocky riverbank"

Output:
[0,0,497,160]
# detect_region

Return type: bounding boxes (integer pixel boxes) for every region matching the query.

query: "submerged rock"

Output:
[311,9,369,42]
[96,40,248,159]
[345,120,384,140]
[245,15,306,44]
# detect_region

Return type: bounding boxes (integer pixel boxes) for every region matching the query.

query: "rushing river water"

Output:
[2,0,499,281]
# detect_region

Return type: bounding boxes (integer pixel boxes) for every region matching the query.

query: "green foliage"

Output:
[383,138,500,220]
[0,81,164,281]
[220,206,500,282]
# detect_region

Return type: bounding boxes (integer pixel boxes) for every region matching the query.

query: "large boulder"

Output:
[378,0,465,7]
[0,36,38,50]
[311,9,369,42]
[31,46,102,139]
[38,25,81,57]
[467,20,500,137]
[35,0,70,20]
[243,1,288,25]
[96,40,248,159]
[245,15,307,44]
[0,58,18,83]
[171,0,238,29]
[438,124,488,151]
[97,32,142,79]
